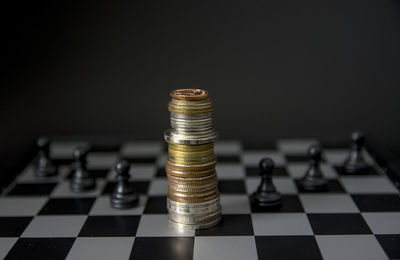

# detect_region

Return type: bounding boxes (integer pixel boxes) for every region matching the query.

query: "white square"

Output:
[251,213,313,235]
[107,164,156,180]
[245,177,298,195]
[50,180,105,198]
[0,238,17,259]
[89,196,146,216]
[214,141,242,155]
[362,212,400,234]
[156,153,168,167]
[50,142,88,159]
[220,195,251,214]
[17,165,69,183]
[67,237,135,260]
[87,152,118,169]
[216,164,245,179]
[148,179,168,196]
[341,176,398,194]
[300,194,359,213]
[324,149,374,165]
[277,139,319,154]
[121,141,162,157]
[22,216,87,237]
[194,236,258,260]
[136,215,195,237]
[316,235,387,260]
[0,197,48,216]
[287,163,338,179]
[242,151,285,166]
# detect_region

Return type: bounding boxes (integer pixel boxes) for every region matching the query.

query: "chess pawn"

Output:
[299,144,328,191]
[251,158,282,207]
[70,146,96,192]
[110,160,139,209]
[35,137,57,178]
[344,131,368,173]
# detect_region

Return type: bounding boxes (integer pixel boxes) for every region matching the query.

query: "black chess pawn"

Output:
[298,144,328,191]
[35,137,57,178]
[343,130,369,174]
[70,146,96,192]
[110,160,139,209]
[251,158,282,207]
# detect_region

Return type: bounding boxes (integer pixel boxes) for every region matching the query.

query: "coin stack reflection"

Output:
[164,89,221,229]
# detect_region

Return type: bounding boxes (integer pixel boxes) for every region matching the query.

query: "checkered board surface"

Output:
[0,139,399,260]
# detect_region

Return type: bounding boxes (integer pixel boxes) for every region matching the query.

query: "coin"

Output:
[170,89,209,100]
[164,89,221,229]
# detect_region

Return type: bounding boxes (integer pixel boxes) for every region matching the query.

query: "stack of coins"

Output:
[164,89,221,229]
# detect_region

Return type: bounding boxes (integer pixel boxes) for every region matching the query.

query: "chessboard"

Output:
[0,139,399,260]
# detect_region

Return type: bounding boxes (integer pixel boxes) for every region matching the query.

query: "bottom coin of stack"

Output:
[166,159,221,229]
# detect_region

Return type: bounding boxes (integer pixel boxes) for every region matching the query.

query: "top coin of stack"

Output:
[164,89,221,229]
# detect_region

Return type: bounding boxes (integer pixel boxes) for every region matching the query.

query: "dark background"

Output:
[1,0,400,180]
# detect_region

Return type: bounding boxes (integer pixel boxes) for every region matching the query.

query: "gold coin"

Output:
[170,89,208,100]
[166,161,216,172]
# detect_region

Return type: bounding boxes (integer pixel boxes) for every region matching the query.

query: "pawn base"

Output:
[251,191,282,207]
[35,166,58,178]
[344,162,369,174]
[111,192,139,209]
[70,178,96,193]
[299,177,327,191]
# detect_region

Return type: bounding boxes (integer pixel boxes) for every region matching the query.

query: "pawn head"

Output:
[308,144,322,160]
[351,130,365,146]
[115,160,130,174]
[37,137,50,149]
[259,157,275,172]
[73,146,89,160]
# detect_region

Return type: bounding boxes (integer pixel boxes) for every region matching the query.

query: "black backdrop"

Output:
[2,0,400,180]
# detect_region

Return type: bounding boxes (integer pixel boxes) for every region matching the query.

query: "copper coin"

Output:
[170,89,208,100]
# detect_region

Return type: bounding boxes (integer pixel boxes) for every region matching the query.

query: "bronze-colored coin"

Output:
[168,191,219,203]
[168,186,217,195]
[170,89,208,101]
[166,168,215,178]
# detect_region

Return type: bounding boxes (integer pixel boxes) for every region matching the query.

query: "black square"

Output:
[102,181,149,195]
[0,217,32,236]
[218,180,246,194]
[243,141,276,150]
[351,194,400,212]
[156,168,166,177]
[376,235,400,259]
[79,216,140,237]
[334,166,378,175]
[66,169,109,179]
[217,156,240,163]
[5,238,75,260]
[144,196,168,214]
[307,213,372,235]
[53,158,74,166]
[295,179,345,193]
[123,157,156,164]
[195,214,253,236]
[246,166,288,177]
[250,195,304,213]
[130,237,194,260]
[255,236,322,260]
[7,183,57,196]
[89,144,121,152]
[39,198,95,215]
